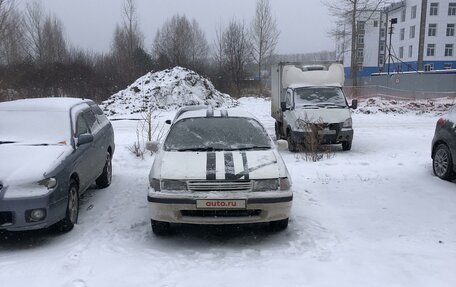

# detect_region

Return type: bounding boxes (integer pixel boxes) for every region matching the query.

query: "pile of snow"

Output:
[356,97,455,115]
[101,67,237,116]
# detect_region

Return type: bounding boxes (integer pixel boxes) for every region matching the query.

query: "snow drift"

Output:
[101,67,237,116]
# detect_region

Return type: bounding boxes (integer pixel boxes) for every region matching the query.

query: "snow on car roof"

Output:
[175,108,255,122]
[0,97,93,112]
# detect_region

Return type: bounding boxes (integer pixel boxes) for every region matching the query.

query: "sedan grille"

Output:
[187,181,253,192]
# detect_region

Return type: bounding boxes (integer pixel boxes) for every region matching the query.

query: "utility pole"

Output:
[417,0,428,71]
[387,18,397,75]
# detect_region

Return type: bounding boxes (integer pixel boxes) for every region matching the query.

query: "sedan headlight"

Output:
[161,180,187,191]
[343,118,352,128]
[253,179,279,191]
[38,178,57,189]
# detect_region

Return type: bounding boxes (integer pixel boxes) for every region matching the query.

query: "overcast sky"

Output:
[22,0,335,55]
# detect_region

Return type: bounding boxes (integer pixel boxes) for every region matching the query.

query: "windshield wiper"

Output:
[229,146,271,151]
[0,141,16,145]
[174,147,217,152]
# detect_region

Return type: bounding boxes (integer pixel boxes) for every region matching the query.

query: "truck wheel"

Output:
[342,140,352,151]
[275,122,282,140]
[269,218,288,231]
[287,130,298,152]
[151,220,171,236]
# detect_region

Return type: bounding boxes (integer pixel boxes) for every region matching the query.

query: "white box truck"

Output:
[271,62,357,152]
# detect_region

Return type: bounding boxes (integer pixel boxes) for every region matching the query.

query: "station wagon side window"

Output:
[83,110,99,133]
[75,113,90,137]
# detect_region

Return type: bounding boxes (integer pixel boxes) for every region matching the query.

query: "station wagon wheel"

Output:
[96,152,112,188]
[55,179,79,232]
[433,144,455,180]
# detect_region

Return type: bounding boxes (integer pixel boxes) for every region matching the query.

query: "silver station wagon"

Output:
[0,98,115,232]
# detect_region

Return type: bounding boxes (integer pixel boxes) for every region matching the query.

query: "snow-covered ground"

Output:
[1,98,456,287]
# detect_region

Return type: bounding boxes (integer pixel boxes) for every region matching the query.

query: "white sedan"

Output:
[147,106,292,235]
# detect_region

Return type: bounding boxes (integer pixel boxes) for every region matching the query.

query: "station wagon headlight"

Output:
[161,180,187,191]
[38,177,57,189]
[253,179,279,191]
[343,118,352,128]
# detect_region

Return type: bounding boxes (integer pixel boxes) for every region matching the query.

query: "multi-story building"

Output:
[339,0,456,78]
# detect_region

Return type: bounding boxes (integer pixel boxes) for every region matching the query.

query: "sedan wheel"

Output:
[433,144,455,180]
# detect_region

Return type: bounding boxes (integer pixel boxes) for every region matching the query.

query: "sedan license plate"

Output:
[196,199,246,209]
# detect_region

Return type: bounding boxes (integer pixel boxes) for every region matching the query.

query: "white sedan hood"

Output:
[0,144,72,185]
[159,150,281,180]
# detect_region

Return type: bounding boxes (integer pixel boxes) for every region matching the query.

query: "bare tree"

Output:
[153,14,208,71]
[23,1,68,65]
[221,19,252,96]
[0,0,27,65]
[251,0,279,92]
[324,0,385,86]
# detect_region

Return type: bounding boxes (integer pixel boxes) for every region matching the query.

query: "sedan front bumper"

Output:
[147,189,293,225]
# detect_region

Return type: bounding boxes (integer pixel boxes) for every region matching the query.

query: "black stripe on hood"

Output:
[206,152,216,180]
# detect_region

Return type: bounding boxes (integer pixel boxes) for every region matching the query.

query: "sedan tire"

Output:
[151,220,171,236]
[433,144,455,181]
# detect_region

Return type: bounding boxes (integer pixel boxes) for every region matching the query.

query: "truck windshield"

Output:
[294,87,347,107]
[164,117,271,151]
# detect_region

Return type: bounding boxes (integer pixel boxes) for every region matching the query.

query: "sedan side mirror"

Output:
[77,133,94,146]
[351,99,358,110]
[165,120,171,125]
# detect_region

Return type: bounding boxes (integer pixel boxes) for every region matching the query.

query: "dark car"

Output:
[0,98,115,232]
[432,106,456,181]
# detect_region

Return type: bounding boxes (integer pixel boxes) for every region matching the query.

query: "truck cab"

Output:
[271,63,357,152]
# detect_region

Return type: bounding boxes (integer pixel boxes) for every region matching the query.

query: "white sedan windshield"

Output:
[0,111,71,144]
[164,117,271,151]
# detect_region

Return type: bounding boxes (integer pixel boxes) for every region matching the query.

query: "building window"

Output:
[449,3,456,16]
[380,42,385,53]
[358,34,364,45]
[424,64,434,71]
[357,48,364,59]
[399,46,404,58]
[447,24,455,36]
[444,63,453,69]
[400,28,405,40]
[408,45,413,58]
[373,20,378,27]
[401,9,406,22]
[380,28,386,38]
[427,44,436,56]
[410,25,416,38]
[428,24,437,36]
[430,3,439,16]
[411,5,417,19]
[357,21,365,32]
[445,44,454,56]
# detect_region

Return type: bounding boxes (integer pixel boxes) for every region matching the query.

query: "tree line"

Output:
[0,0,281,102]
